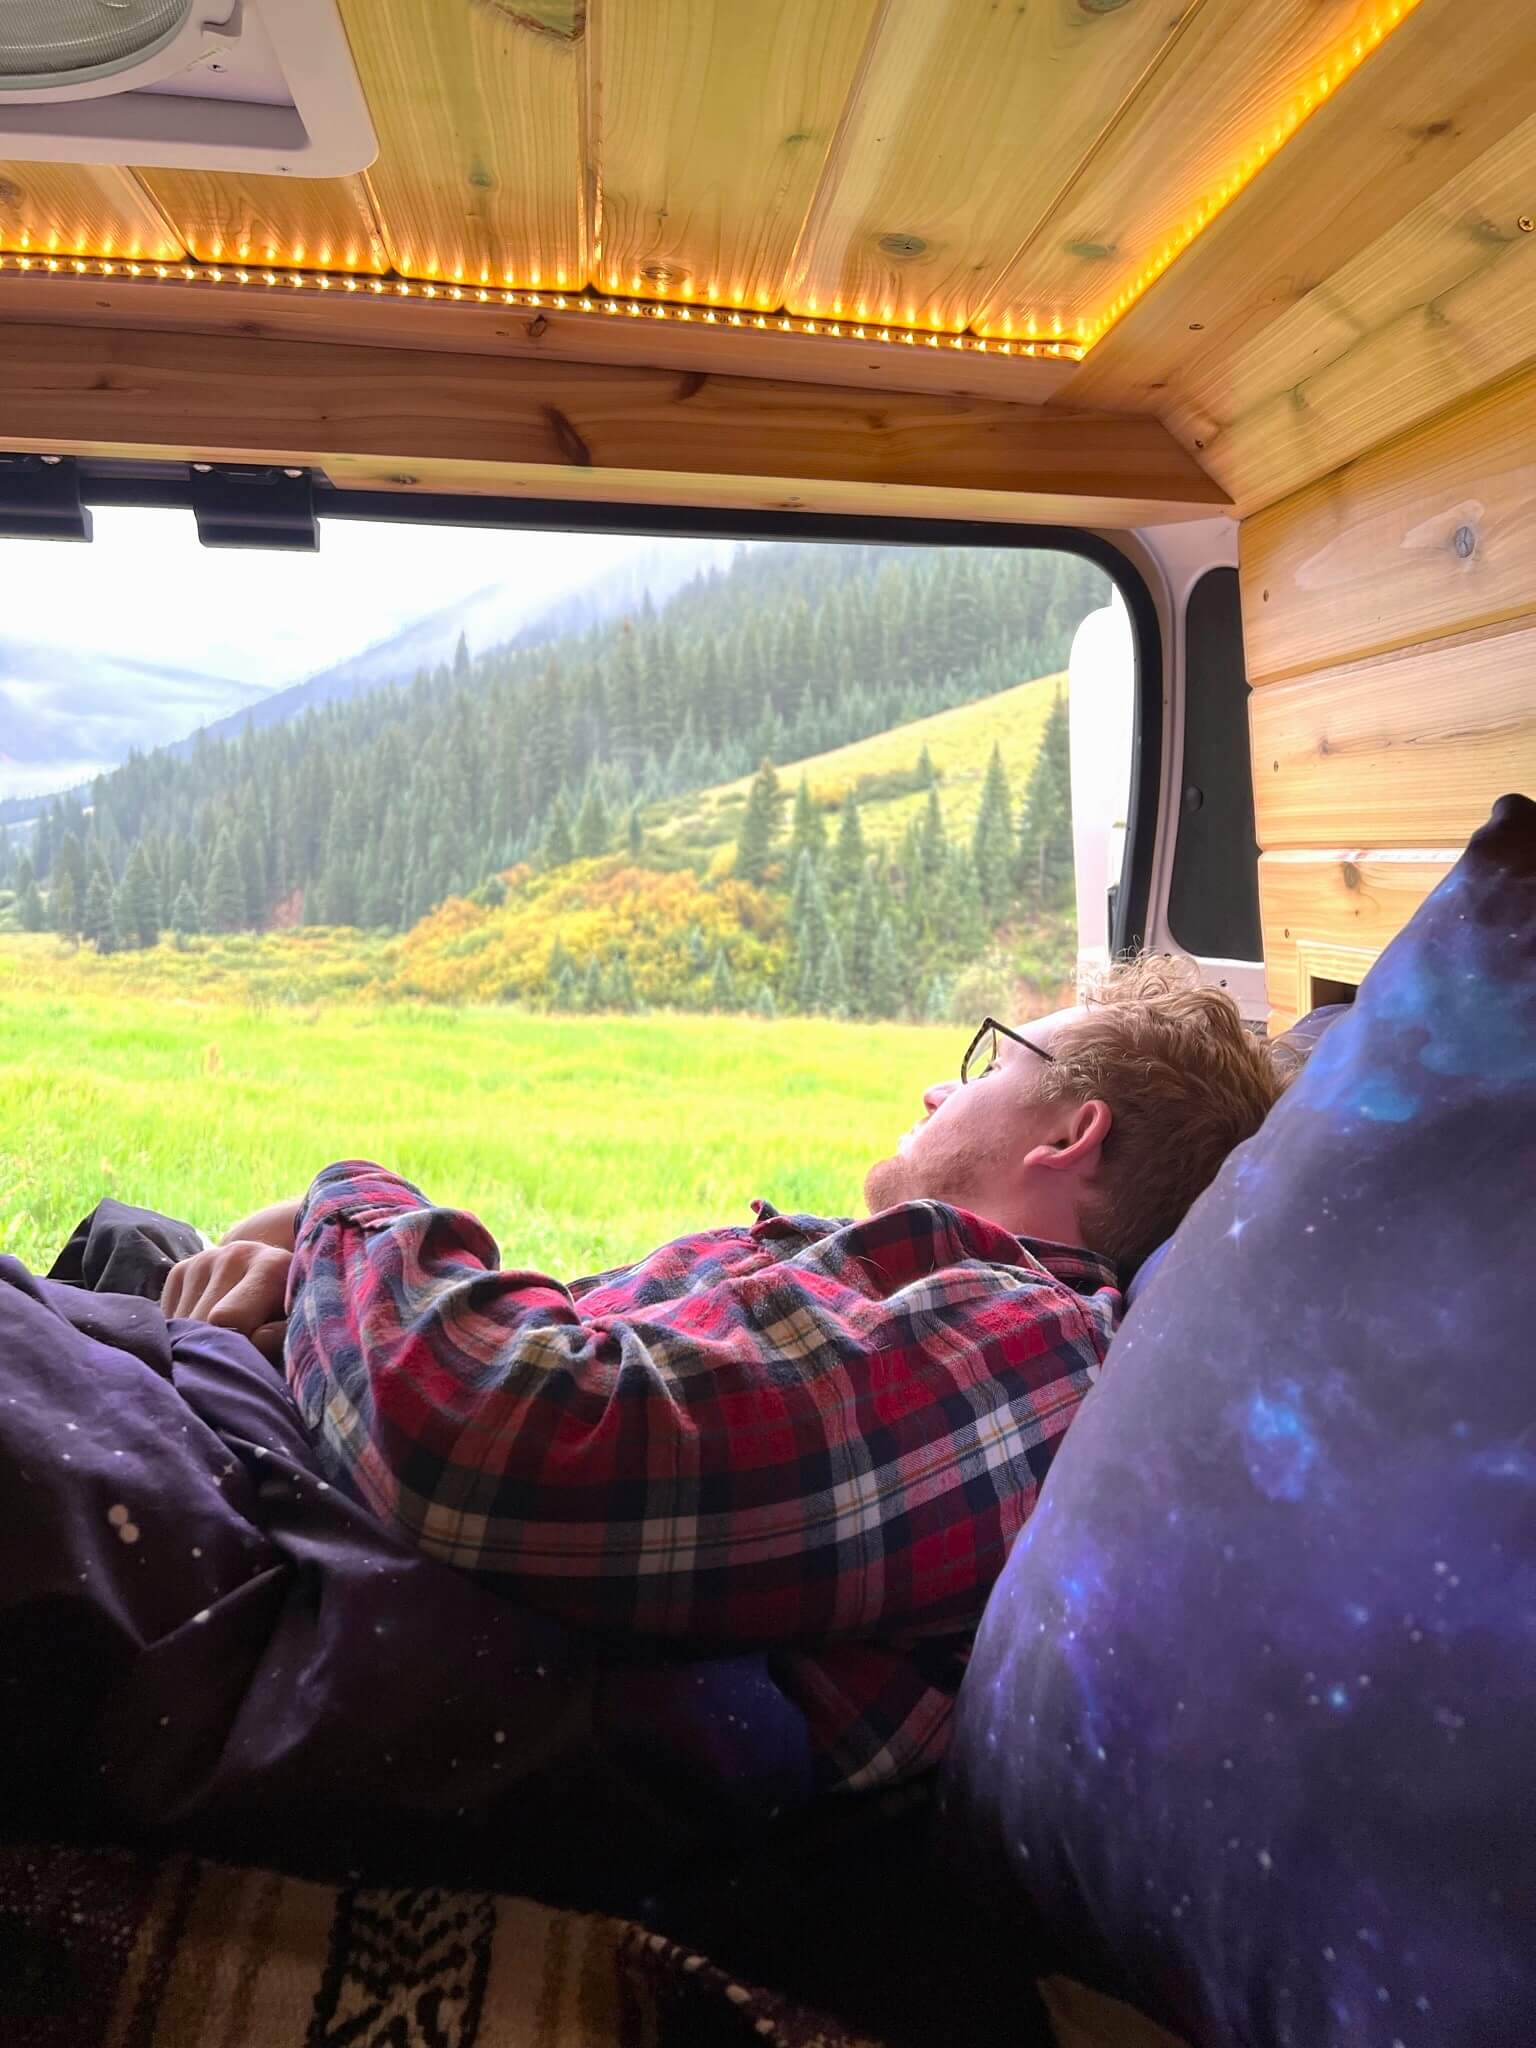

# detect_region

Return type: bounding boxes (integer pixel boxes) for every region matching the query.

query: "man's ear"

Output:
[1023,1097,1112,1174]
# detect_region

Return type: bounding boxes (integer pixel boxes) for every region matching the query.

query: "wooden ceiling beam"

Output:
[0,319,1225,527]
[0,271,1078,404]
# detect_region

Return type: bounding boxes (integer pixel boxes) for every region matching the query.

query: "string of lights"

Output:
[0,0,1423,365]
[0,252,1085,362]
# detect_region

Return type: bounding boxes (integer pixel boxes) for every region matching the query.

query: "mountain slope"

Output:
[649,668,1067,869]
[185,537,741,748]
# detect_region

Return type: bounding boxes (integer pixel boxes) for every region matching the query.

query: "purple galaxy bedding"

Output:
[0,1260,814,1907]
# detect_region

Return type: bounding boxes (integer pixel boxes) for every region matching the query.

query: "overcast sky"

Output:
[2,507,657,688]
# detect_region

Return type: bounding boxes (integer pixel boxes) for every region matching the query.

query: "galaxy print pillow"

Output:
[940,794,1536,2048]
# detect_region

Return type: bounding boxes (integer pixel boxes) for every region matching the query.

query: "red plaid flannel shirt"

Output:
[285,1161,1119,1792]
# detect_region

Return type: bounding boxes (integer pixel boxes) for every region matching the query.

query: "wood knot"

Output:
[526,314,548,339]
[1341,862,1362,891]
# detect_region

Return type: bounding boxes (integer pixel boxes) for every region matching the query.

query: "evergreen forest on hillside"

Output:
[1,542,1105,1021]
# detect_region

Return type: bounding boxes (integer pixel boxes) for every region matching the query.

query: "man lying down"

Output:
[141,957,1281,1793]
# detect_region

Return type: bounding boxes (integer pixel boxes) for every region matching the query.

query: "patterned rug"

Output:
[1,1839,1191,2047]
[0,1841,883,2048]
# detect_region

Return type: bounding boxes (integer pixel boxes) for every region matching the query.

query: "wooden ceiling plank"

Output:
[0,320,1228,527]
[590,0,881,312]
[1166,107,1536,514]
[1061,0,1536,414]
[0,162,184,264]
[976,0,1404,345]
[0,272,1079,403]
[785,0,1192,337]
[337,0,585,289]
[134,169,389,273]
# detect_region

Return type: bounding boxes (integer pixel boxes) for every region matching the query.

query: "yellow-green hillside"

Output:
[647,670,1066,872]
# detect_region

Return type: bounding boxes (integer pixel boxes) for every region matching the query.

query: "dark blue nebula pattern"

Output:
[940,795,1536,2048]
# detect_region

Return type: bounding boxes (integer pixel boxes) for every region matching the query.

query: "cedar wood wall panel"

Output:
[1242,361,1536,1028]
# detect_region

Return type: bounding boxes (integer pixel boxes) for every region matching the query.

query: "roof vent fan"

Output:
[0,0,376,175]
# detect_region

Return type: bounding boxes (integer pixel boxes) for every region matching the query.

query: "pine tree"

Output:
[789,776,827,863]
[869,918,904,1019]
[972,744,1015,914]
[581,956,604,1012]
[552,964,579,1011]
[171,880,199,943]
[788,852,829,993]
[1016,687,1074,911]
[51,869,78,938]
[202,827,246,933]
[119,841,160,948]
[575,781,610,858]
[15,854,35,898]
[829,791,867,899]
[917,787,947,884]
[17,879,44,932]
[846,870,880,1012]
[734,759,783,885]
[454,629,470,679]
[795,950,819,1014]
[627,803,645,859]
[815,927,850,1016]
[542,793,575,867]
[709,946,736,1011]
[608,951,637,1011]
[916,744,937,788]
[82,870,117,953]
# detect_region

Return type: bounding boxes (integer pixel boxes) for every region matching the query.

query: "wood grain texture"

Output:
[1259,851,1455,1028]
[0,162,182,263]
[0,271,1077,402]
[1060,0,1536,420]
[974,0,1391,342]
[1251,620,1536,851]
[591,0,879,311]
[785,0,1189,336]
[1167,104,1536,515]
[0,320,1227,525]
[1239,358,1536,684]
[134,171,388,272]
[338,0,585,287]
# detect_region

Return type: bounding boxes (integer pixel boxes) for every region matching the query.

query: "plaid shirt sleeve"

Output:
[284,1159,1118,1648]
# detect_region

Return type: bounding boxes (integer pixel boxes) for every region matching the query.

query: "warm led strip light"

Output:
[1064,0,1426,348]
[0,0,1423,362]
[0,253,1085,364]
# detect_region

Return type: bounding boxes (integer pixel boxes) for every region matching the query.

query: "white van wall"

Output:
[1067,587,1134,981]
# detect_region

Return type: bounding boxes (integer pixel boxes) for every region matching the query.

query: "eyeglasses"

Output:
[960,1016,1056,1085]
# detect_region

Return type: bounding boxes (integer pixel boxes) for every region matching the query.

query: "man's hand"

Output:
[161,1241,292,1366]
[219,1198,303,1252]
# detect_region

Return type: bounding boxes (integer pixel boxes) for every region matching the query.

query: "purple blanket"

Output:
[0,1259,814,1907]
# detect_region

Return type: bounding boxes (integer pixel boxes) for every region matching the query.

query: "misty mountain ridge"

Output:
[0,537,741,819]
[0,638,266,804]
[186,537,741,749]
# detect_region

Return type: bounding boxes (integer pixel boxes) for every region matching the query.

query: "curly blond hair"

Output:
[1039,954,1287,1274]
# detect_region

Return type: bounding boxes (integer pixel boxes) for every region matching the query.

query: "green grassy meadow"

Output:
[0,959,956,1279]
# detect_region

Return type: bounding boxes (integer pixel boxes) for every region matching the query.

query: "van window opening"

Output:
[0,505,1146,1277]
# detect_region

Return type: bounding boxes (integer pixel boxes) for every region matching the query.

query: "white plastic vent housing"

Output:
[0,0,377,176]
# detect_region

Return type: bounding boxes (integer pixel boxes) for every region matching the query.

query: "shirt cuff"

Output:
[296,1160,433,1247]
